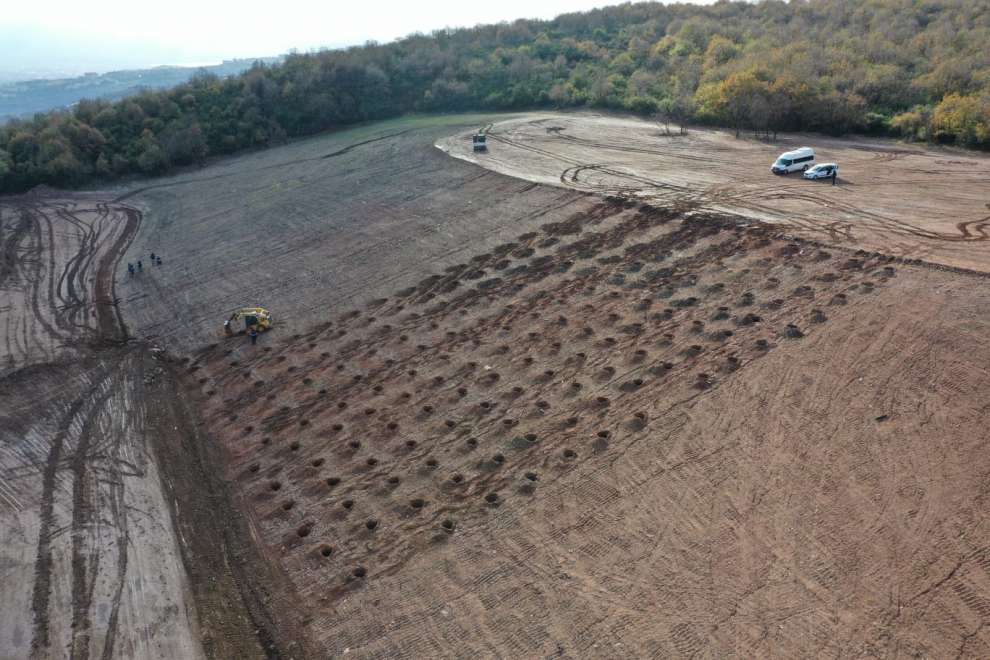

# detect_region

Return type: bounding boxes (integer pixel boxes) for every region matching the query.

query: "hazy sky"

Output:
[2,0,715,77]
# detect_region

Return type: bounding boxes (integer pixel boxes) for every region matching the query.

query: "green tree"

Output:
[135,130,168,174]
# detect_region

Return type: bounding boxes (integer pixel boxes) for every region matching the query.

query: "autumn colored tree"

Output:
[3,0,990,192]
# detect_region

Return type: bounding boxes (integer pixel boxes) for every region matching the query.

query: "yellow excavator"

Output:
[224,307,273,336]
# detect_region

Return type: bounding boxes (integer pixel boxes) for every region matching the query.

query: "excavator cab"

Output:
[224,307,273,336]
[472,133,487,152]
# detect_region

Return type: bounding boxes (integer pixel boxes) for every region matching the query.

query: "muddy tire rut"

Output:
[0,194,288,659]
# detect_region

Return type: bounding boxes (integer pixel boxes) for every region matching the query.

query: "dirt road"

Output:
[0,195,281,659]
[438,113,990,272]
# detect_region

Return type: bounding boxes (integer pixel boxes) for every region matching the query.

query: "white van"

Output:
[770,147,815,175]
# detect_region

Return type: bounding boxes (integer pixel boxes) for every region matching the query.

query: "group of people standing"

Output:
[127,252,163,277]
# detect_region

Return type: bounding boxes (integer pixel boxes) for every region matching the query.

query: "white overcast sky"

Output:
[2,0,715,75]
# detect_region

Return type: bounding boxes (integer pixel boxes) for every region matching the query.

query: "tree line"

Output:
[2,0,989,192]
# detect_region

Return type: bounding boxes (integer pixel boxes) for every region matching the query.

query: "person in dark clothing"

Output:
[831,168,837,186]
[249,327,259,345]
[127,263,134,277]
[150,252,156,262]
[137,260,143,271]
[156,256,162,266]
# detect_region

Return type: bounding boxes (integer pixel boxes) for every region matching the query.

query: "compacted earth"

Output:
[2,113,990,658]
[439,113,990,272]
[191,200,990,658]
[0,192,283,659]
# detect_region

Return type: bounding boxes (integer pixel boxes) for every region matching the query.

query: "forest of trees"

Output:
[2,0,989,192]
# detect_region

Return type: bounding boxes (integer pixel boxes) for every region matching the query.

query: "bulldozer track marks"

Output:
[0,197,138,373]
[183,152,990,655]
[4,116,982,658]
[1,191,284,658]
[444,115,990,272]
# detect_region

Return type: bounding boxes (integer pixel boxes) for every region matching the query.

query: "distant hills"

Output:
[0,58,280,120]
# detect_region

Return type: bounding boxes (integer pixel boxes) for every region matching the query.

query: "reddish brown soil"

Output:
[191,198,990,658]
[7,114,990,659]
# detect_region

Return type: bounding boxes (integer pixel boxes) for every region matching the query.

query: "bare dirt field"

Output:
[0,194,138,373]
[438,113,990,272]
[0,194,282,659]
[190,200,990,658]
[112,114,596,350]
[4,112,990,658]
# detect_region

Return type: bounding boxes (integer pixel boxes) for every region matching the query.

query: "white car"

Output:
[803,163,838,180]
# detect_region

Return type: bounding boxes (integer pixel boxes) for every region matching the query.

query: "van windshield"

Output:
[777,158,792,166]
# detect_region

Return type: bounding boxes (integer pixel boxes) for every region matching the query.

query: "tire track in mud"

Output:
[95,206,140,342]
[26,362,132,660]
[7,197,149,658]
[321,129,414,159]
[30,393,89,656]
[113,129,416,203]
[69,377,117,660]
[0,206,32,283]
[98,408,133,660]
[487,123,990,249]
[3,192,291,659]
[0,199,141,372]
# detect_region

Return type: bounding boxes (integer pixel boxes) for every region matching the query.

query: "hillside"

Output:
[193,204,990,658]
[166,118,990,657]
[2,0,990,193]
[0,58,279,121]
[3,111,990,657]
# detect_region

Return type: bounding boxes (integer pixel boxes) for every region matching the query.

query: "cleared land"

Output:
[0,194,286,659]
[191,203,990,658]
[3,113,990,658]
[0,193,206,659]
[439,113,990,272]
[113,114,593,349]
